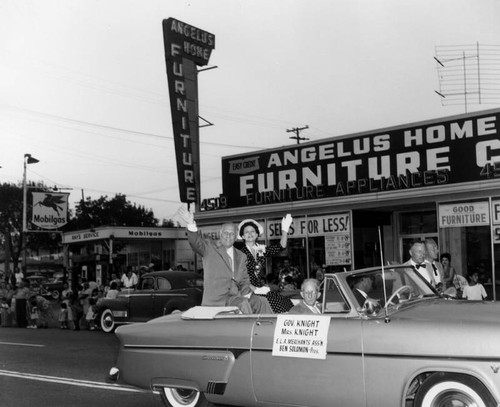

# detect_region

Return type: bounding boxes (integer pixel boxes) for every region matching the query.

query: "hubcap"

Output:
[165,388,200,406]
[431,390,476,407]
[102,314,113,330]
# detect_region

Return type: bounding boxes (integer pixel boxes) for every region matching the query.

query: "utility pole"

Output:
[287,125,309,144]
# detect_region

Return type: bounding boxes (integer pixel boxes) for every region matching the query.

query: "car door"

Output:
[128,276,155,321]
[251,276,367,407]
[251,316,365,407]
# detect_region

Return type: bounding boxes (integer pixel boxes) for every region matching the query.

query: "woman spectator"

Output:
[440,253,457,289]
[236,215,294,313]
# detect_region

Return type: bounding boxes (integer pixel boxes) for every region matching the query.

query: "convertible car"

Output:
[110,265,500,407]
[98,270,203,333]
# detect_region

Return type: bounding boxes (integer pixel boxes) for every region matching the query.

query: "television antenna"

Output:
[434,42,500,113]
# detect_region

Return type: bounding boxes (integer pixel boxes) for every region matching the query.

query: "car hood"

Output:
[365,299,500,358]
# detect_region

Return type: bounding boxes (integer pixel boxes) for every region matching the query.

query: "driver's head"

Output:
[354,275,373,293]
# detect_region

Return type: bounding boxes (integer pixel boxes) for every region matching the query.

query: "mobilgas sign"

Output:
[163,18,215,204]
[222,109,500,208]
[31,192,69,229]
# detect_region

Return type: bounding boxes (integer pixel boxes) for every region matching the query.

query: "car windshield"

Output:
[325,265,439,317]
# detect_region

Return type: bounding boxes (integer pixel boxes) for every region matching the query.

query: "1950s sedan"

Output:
[98,270,203,333]
[110,266,500,407]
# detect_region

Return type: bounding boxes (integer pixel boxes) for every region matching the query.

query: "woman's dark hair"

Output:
[239,221,259,238]
[440,253,451,262]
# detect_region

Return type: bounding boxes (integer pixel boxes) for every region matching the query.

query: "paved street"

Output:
[0,324,164,407]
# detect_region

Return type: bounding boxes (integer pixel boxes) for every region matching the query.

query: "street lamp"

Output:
[22,153,39,268]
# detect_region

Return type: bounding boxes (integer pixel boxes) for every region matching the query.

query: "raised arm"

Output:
[279,214,293,248]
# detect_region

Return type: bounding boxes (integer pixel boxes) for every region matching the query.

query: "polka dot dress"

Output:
[239,243,293,313]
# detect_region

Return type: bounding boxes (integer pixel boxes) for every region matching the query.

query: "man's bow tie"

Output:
[415,263,425,269]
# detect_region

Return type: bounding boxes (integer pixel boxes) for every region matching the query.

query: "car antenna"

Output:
[378,226,391,323]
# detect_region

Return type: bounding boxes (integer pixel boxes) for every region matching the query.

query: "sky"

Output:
[0,0,499,224]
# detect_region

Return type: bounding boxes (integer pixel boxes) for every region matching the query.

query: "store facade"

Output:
[196,108,500,300]
[62,226,193,286]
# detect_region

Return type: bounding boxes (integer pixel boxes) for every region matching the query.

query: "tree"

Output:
[0,183,23,275]
[0,182,60,275]
[67,194,159,230]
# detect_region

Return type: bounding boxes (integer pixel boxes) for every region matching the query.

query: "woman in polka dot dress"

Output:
[237,215,294,313]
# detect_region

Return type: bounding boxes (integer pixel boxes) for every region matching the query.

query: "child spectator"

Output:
[462,271,487,301]
[59,301,69,329]
[86,297,98,331]
[28,299,39,329]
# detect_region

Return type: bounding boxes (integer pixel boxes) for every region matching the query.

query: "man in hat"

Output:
[178,206,272,314]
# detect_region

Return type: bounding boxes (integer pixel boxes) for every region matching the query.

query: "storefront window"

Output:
[400,211,437,235]
[267,212,352,281]
[269,237,306,285]
[465,226,493,296]
[399,211,438,263]
[438,200,495,299]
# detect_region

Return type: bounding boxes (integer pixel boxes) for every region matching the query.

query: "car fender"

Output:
[97,296,129,312]
[119,348,238,394]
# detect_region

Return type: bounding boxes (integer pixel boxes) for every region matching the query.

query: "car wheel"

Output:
[51,290,60,300]
[100,309,116,333]
[160,387,209,407]
[414,373,495,407]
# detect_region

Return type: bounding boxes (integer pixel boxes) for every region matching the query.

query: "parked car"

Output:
[41,275,65,300]
[98,270,203,333]
[26,275,47,295]
[111,265,500,407]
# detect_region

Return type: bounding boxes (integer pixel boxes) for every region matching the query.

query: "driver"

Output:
[352,275,380,312]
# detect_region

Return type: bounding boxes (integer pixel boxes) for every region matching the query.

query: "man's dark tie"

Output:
[415,264,424,269]
[431,263,438,276]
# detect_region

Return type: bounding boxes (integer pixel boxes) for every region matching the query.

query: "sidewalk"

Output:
[2,298,95,330]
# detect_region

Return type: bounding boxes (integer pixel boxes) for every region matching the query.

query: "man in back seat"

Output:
[288,279,321,314]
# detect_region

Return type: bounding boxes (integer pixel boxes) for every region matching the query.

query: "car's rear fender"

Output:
[117,347,238,392]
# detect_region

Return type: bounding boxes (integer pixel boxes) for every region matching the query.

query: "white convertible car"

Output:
[110,265,500,407]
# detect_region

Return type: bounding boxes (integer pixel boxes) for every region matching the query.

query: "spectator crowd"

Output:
[0,264,158,330]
